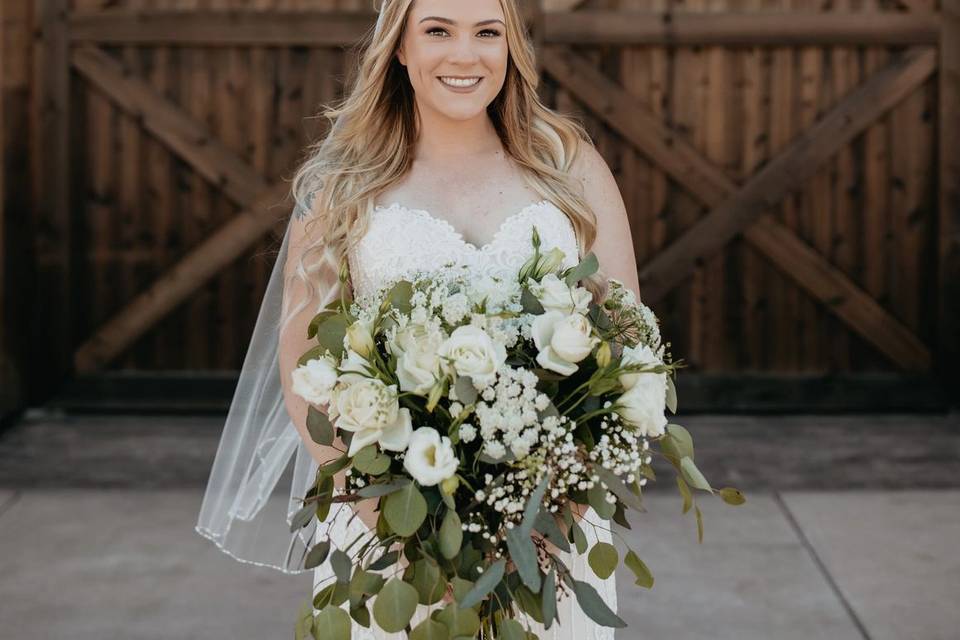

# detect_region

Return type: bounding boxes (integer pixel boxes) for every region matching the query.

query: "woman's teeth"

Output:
[439,76,481,87]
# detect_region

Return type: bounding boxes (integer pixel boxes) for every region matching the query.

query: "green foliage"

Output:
[680,456,712,492]
[439,509,464,559]
[404,559,447,605]
[306,406,334,446]
[409,619,449,640]
[541,569,557,629]
[565,575,627,628]
[313,314,351,360]
[459,559,506,608]
[434,602,481,637]
[624,549,654,588]
[588,542,619,580]
[372,579,419,633]
[505,526,541,592]
[498,618,527,640]
[330,549,352,584]
[304,539,331,570]
[720,487,746,505]
[353,445,391,475]
[384,482,427,537]
[563,252,599,287]
[312,605,351,640]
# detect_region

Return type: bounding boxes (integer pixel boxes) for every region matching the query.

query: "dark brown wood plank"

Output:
[65,9,940,46]
[940,0,960,391]
[33,0,73,385]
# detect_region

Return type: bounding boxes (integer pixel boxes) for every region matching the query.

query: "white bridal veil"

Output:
[195,196,336,574]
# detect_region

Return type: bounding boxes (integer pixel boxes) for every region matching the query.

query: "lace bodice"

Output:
[347,200,581,303]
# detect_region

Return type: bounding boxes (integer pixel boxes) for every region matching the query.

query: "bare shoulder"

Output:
[569,141,628,224]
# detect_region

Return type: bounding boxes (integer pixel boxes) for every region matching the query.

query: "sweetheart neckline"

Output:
[372,199,559,252]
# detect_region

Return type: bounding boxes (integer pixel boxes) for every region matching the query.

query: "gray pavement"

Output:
[0,411,958,639]
[1,488,958,639]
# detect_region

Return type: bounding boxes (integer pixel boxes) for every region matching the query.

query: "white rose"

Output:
[438,325,506,387]
[291,357,338,406]
[403,427,459,486]
[333,378,412,456]
[531,311,599,376]
[390,324,448,396]
[614,375,667,438]
[530,273,592,315]
[619,343,663,391]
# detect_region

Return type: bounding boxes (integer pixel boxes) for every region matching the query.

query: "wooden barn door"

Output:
[26,0,959,408]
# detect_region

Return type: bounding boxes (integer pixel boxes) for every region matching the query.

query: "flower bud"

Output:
[346,321,375,358]
[441,476,460,496]
[426,378,446,413]
[596,341,612,368]
[338,258,350,283]
[537,247,565,277]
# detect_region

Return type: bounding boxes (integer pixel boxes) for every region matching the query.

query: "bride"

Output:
[197,0,641,637]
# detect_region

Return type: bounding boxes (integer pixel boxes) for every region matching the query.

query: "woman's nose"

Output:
[447,36,481,64]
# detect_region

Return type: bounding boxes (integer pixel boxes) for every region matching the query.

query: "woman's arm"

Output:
[572,142,642,301]
[277,213,380,531]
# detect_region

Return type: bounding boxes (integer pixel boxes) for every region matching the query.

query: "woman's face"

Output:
[396,0,509,122]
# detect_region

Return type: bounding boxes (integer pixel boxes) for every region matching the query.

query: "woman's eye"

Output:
[478,29,501,37]
[426,27,448,37]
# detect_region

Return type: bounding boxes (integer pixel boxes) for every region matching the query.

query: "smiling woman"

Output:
[396,6,509,117]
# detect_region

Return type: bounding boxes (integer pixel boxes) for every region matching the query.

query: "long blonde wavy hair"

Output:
[284,0,606,330]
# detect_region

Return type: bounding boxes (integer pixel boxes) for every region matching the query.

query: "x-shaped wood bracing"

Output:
[73,41,934,372]
[541,47,934,371]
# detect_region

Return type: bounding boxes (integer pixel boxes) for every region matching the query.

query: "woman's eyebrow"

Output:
[418,16,506,27]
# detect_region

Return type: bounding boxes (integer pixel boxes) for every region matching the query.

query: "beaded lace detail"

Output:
[316,200,617,639]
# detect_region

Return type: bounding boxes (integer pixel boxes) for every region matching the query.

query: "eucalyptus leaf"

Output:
[304,539,331,570]
[319,454,351,478]
[450,576,475,605]
[542,568,557,629]
[570,521,588,554]
[290,504,315,533]
[720,487,746,505]
[680,456,712,492]
[385,280,415,315]
[520,473,552,537]
[587,482,616,519]
[439,509,463,559]
[295,600,314,640]
[384,482,428,537]
[410,618,449,640]
[624,549,654,588]
[665,423,694,459]
[533,509,570,553]
[695,504,704,543]
[314,314,351,360]
[349,603,371,628]
[665,374,678,414]
[354,447,391,476]
[330,549,353,584]
[498,618,527,640]
[520,286,546,315]
[676,475,693,514]
[515,584,545,623]
[307,309,338,339]
[505,527,541,592]
[404,558,447,605]
[434,603,481,638]
[453,375,478,405]
[587,542,618,580]
[565,576,627,628]
[314,474,336,521]
[312,605,352,640]
[564,252,599,287]
[459,559,506,608]
[306,406,335,446]
[357,479,410,499]
[367,549,400,572]
[372,579,419,633]
[349,570,386,608]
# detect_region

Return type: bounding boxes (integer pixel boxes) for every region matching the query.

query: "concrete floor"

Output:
[1,412,958,639]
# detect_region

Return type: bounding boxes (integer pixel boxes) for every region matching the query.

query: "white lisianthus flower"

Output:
[531,311,599,376]
[345,318,376,358]
[529,273,592,315]
[438,325,506,387]
[614,374,667,438]
[619,343,663,391]
[290,356,338,405]
[391,324,447,396]
[332,378,412,456]
[338,348,375,383]
[403,427,459,486]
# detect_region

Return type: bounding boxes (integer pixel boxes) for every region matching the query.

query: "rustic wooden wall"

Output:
[13,0,952,396]
[0,0,32,414]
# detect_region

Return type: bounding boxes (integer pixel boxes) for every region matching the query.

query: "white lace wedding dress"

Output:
[312,199,618,639]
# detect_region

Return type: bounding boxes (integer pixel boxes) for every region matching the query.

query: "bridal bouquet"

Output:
[289,230,745,639]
